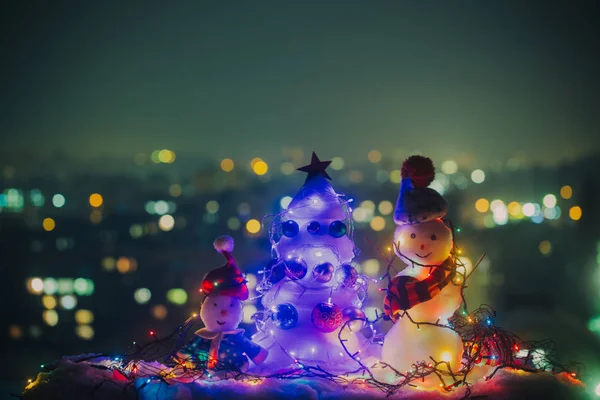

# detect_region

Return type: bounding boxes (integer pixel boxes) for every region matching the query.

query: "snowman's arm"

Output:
[175,337,210,366]
[240,336,268,365]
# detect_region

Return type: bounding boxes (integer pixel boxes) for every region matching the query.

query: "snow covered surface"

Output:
[21,355,590,400]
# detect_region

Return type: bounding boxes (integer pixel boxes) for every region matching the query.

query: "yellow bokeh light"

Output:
[250,157,263,168]
[253,161,269,175]
[280,162,295,175]
[42,295,57,309]
[389,170,402,184]
[538,240,552,256]
[75,325,95,340]
[75,310,94,324]
[43,310,59,326]
[475,198,489,213]
[168,184,182,197]
[246,219,261,234]
[507,202,522,217]
[441,160,458,175]
[378,200,393,215]
[89,193,103,207]
[102,257,116,271]
[220,158,234,172]
[370,216,386,231]
[42,218,55,232]
[152,304,168,320]
[368,150,382,163]
[560,185,572,199]
[569,206,582,221]
[158,149,176,164]
[440,351,453,362]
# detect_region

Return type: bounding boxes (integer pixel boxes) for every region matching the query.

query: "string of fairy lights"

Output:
[31,218,583,399]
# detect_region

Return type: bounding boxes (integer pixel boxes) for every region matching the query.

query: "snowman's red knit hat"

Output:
[393,155,448,225]
[200,236,249,300]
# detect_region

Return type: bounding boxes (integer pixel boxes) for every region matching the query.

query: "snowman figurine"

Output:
[381,156,464,387]
[176,236,268,375]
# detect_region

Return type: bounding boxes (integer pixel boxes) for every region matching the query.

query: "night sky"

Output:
[2,0,599,165]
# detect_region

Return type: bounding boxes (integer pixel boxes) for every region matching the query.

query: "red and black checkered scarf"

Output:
[384,257,457,322]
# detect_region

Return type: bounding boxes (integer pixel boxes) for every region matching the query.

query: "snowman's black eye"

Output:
[213,303,217,307]
[410,233,416,239]
[431,234,437,240]
[230,303,233,308]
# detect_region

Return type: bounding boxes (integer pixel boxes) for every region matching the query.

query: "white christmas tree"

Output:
[251,153,371,371]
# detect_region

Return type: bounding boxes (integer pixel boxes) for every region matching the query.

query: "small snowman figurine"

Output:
[176,236,268,374]
[381,156,464,387]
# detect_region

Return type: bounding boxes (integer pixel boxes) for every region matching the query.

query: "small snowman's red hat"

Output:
[393,155,448,225]
[200,236,248,300]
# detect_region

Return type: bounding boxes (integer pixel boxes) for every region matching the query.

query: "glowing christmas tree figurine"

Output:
[251,152,370,371]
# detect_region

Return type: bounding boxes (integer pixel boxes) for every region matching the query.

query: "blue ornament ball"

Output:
[284,258,308,280]
[312,262,335,283]
[281,220,299,238]
[334,264,358,288]
[328,220,347,238]
[307,221,320,234]
[273,303,298,330]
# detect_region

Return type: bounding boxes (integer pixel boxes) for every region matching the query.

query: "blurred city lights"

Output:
[246,219,261,234]
[362,259,380,276]
[158,214,175,231]
[52,194,66,208]
[168,184,182,197]
[569,206,582,221]
[378,201,393,215]
[242,304,258,324]
[330,157,345,170]
[280,162,295,175]
[42,295,57,309]
[43,278,58,295]
[475,198,490,213]
[507,202,522,218]
[8,325,23,340]
[490,200,504,213]
[543,194,557,208]
[158,149,176,164]
[441,160,458,175]
[89,193,103,208]
[166,288,188,305]
[42,218,55,232]
[75,310,94,324]
[60,295,77,310]
[367,150,382,163]
[75,325,94,340]
[253,160,269,175]
[134,288,152,304]
[280,196,293,209]
[43,310,58,327]
[349,170,364,183]
[531,213,544,224]
[116,257,137,274]
[102,257,116,271]
[58,279,74,295]
[237,202,251,216]
[73,278,94,296]
[471,169,485,184]
[130,224,143,238]
[429,181,445,195]
[30,189,45,207]
[28,278,44,294]
[389,170,402,184]
[370,216,386,231]
[206,200,219,214]
[539,240,552,256]
[154,200,169,215]
[492,205,508,226]
[90,210,102,224]
[376,170,389,183]
[360,200,376,212]
[220,158,234,172]
[522,203,535,217]
[152,304,168,320]
[227,217,241,230]
[560,185,572,199]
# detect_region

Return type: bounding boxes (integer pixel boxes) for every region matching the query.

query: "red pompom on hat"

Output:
[401,155,435,188]
[394,156,448,225]
[200,236,249,300]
